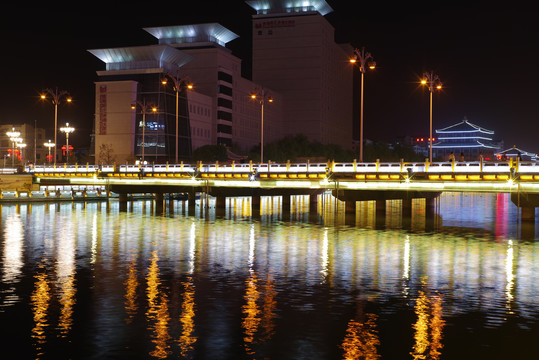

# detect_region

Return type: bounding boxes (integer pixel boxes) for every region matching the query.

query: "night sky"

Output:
[2,1,538,153]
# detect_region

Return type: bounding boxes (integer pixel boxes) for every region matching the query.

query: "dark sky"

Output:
[2,1,538,153]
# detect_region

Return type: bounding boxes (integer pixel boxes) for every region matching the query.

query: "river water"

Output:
[0,192,537,359]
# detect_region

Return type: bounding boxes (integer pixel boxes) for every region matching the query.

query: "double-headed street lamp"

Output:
[421,71,442,163]
[44,140,55,163]
[350,47,376,162]
[131,100,157,163]
[6,128,21,167]
[60,122,75,164]
[161,72,193,163]
[250,88,274,163]
[16,143,26,165]
[40,88,72,166]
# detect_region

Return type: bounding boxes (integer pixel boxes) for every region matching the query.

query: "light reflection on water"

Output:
[0,192,537,359]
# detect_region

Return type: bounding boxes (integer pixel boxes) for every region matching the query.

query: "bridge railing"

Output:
[25,160,539,177]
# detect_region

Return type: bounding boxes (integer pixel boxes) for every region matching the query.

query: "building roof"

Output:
[435,118,494,135]
[496,145,537,158]
[432,139,499,149]
[88,45,193,71]
[245,0,333,16]
[144,23,239,47]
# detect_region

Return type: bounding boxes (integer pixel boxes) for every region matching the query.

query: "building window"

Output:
[217,98,233,109]
[217,110,233,122]
[218,71,233,84]
[217,124,232,134]
[218,84,233,97]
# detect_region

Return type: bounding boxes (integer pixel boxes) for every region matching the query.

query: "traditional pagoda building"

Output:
[432,118,502,161]
[495,145,538,161]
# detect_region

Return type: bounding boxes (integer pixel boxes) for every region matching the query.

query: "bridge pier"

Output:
[309,194,318,213]
[345,200,356,214]
[119,193,128,212]
[155,192,164,215]
[251,195,261,215]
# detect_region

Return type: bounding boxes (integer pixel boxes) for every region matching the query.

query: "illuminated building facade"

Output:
[90,0,354,163]
[90,45,199,163]
[432,118,502,161]
[247,0,354,149]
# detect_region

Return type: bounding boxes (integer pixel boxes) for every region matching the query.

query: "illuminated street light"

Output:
[6,128,21,167]
[60,122,75,164]
[16,142,26,165]
[161,72,193,163]
[44,140,55,163]
[131,100,158,163]
[350,47,376,162]
[250,88,274,163]
[421,71,443,163]
[40,88,72,166]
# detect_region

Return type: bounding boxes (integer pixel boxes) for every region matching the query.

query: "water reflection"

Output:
[31,264,51,359]
[0,192,537,359]
[411,280,445,360]
[1,213,24,309]
[341,311,380,360]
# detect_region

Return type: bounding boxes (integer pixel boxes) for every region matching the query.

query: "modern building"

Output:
[432,118,502,161]
[247,0,354,148]
[89,0,354,164]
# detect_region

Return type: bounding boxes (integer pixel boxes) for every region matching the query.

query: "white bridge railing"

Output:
[25,160,539,176]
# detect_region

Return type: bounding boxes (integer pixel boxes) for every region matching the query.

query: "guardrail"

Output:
[24,159,539,180]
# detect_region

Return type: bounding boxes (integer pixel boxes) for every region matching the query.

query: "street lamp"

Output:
[40,88,72,166]
[16,143,26,165]
[350,47,375,162]
[60,122,75,164]
[44,140,55,164]
[131,100,157,163]
[6,128,21,167]
[250,88,274,163]
[161,72,193,163]
[420,71,442,163]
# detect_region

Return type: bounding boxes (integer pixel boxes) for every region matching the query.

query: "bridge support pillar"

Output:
[119,193,128,212]
[375,200,386,213]
[215,196,226,209]
[155,193,164,215]
[251,195,261,215]
[281,196,291,221]
[402,199,412,217]
[345,200,356,214]
[309,194,318,213]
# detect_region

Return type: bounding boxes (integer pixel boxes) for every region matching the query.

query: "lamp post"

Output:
[40,88,72,166]
[350,47,376,162]
[250,88,274,163]
[421,71,442,163]
[44,140,55,164]
[16,143,26,165]
[131,100,157,163]
[60,122,75,164]
[161,72,193,163]
[6,128,21,167]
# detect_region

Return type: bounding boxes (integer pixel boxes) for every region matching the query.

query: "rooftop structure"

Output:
[88,45,193,73]
[144,23,239,47]
[246,0,333,16]
[433,118,502,160]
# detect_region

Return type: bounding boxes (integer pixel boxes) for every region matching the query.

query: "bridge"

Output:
[7,159,538,224]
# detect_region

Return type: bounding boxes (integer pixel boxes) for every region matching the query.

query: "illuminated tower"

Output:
[246,0,354,149]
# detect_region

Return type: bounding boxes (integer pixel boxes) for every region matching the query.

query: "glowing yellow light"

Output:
[421,79,427,85]
[349,57,357,64]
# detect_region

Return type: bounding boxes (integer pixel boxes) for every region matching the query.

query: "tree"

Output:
[98,143,116,164]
